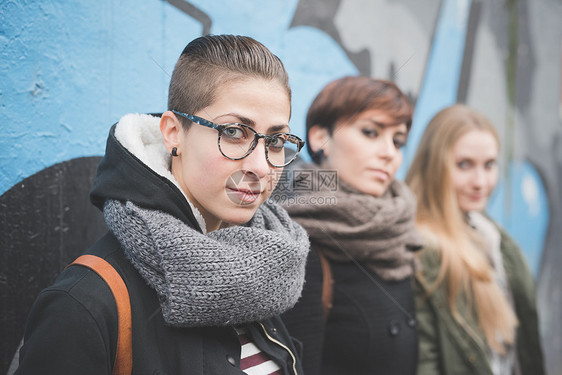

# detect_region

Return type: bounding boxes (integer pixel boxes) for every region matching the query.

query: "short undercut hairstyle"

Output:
[168,34,291,127]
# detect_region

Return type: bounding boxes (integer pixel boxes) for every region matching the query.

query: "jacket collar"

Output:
[90,113,206,233]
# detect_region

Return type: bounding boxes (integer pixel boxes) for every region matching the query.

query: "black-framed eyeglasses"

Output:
[172,110,304,168]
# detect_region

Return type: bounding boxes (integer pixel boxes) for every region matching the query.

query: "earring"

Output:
[171,147,178,157]
[312,149,325,164]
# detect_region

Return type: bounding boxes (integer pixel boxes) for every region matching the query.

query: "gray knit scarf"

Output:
[283,164,424,281]
[103,199,309,327]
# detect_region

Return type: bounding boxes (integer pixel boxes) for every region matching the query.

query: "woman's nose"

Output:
[376,136,398,159]
[472,168,487,189]
[240,139,271,178]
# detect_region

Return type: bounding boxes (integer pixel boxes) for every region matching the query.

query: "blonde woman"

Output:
[406,104,545,375]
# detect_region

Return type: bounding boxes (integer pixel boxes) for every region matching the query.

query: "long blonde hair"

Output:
[405,104,517,353]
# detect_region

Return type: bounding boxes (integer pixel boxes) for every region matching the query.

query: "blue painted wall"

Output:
[0,0,357,196]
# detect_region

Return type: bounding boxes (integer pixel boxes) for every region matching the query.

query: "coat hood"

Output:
[90,113,206,233]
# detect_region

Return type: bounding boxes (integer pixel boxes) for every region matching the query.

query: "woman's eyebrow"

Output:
[360,119,407,133]
[268,124,290,133]
[357,118,389,128]
[222,113,290,133]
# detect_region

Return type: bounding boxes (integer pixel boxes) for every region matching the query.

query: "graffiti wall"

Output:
[1,0,560,373]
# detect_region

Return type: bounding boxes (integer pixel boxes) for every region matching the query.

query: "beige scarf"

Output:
[282,164,424,281]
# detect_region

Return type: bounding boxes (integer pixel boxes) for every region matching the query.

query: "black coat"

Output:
[282,247,417,375]
[17,233,301,375]
[16,117,303,375]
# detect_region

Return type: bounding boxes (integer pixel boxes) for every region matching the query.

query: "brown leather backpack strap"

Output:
[317,249,334,318]
[69,255,132,375]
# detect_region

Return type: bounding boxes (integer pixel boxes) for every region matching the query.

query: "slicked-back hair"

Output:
[168,34,291,127]
[306,76,413,163]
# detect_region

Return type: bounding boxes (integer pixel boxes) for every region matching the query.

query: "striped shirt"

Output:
[235,326,283,375]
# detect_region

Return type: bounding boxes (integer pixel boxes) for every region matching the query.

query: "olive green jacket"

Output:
[415,227,545,375]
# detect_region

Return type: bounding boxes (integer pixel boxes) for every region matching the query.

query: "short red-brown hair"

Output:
[306,76,413,163]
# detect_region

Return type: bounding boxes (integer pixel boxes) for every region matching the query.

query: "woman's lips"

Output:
[226,187,261,205]
[368,168,390,181]
[468,194,485,201]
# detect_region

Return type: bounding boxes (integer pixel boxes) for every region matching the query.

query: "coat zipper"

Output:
[258,322,298,375]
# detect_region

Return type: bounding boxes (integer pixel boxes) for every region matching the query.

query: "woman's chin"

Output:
[352,181,390,197]
[222,206,262,226]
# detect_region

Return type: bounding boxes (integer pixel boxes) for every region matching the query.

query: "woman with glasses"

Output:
[16,34,309,375]
[406,104,544,375]
[279,76,424,375]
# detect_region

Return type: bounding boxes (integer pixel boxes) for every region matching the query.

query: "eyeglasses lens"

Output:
[219,125,299,167]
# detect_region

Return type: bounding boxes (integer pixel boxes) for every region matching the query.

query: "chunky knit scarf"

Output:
[103,199,309,327]
[283,165,424,281]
